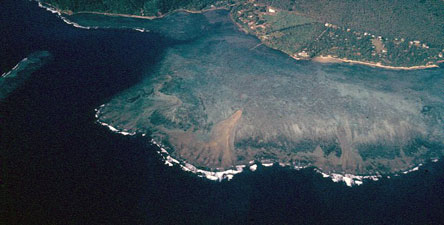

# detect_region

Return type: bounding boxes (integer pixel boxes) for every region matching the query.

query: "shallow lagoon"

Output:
[3,1,444,224]
[79,10,444,177]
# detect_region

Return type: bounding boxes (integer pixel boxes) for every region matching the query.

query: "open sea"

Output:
[2,1,444,224]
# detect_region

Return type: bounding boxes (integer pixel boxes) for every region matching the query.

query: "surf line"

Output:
[93,110,438,187]
[36,1,152,33]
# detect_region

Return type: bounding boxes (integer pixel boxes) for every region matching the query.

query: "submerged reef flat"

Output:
[1,51,52,100]
[95,10,444,176]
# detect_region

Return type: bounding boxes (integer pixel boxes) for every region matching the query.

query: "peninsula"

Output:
[36,0,444,184]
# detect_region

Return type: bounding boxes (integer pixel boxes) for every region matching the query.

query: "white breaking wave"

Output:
[315,169,380,187]
[134,28,150,33]
[152,140,245,181]
[37,1,96,30]
[95,109,439,186]
[97,120,136,136]
[37,1,152,33]
[93,101,439,186]
[2,58,27,78]
[94,105,136,136]
[261,162,273,167]
[402,164,421,174]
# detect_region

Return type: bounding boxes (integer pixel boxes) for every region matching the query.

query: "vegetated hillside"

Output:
[41,0,444,46]
[234,1,444,67]
[41,0,221,16]
[256,0,444,48]
[40,0,444,67]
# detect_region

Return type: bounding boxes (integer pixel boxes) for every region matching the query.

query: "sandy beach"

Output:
[59,6,232,20]
[42,0,440,71]
[313,55,439,70]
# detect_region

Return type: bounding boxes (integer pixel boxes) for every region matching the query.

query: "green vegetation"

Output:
[261,11,315,31]
[40,0,444,67]
[233,1,444,67]
[94,11,444,173]
[256,0,444,48]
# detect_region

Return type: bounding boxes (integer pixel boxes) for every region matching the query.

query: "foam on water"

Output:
[95,104,439,187]
[95,106,136,136]
[1,58,27,78]
[153,140,245,181]
[76,6,443,187]
[37,1,96,30]
[134,28,150,33]
[37,1,154,34]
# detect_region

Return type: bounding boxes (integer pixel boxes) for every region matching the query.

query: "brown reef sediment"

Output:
[168,110,243,169]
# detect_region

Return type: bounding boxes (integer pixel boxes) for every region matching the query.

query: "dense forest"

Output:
[233,0,444,67]
[255,0,444,49]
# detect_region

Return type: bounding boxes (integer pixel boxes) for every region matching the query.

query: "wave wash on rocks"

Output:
[71,9,444,185]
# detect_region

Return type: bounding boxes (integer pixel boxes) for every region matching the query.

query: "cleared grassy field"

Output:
[262,11,315,32]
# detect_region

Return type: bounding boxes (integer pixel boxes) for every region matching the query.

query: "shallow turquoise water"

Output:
[2,1,444,224]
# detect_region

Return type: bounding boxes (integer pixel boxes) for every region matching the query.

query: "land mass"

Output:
[36,1,444,178]
[39,0,444,68]
[312,56,438,70]
[91,9,444,176]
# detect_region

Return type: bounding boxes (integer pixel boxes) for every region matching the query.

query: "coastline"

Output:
[71,6,234,20]
[38,0,442,187]
[229,13,439,71]
[37,2,96,29]
[94,104,438,187]
[312,55,439,70]
[38,0,440,71]
[39,1,231,21]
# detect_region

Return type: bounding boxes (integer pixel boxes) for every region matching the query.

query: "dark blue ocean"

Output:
[1,1,444,224]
